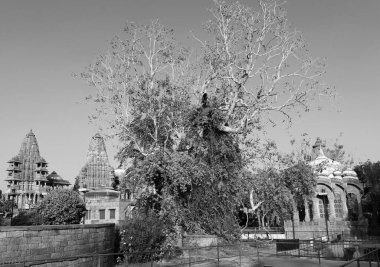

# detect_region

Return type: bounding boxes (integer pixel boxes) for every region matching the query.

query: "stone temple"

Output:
[77,133,114,189]
[4,130,70,209]
[78,133,130,225]
[284,138,365,239]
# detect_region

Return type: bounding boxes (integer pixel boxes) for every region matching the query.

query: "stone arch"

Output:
[316,184,335,220]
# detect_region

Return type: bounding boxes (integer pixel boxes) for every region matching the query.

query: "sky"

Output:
[0,0,379,191]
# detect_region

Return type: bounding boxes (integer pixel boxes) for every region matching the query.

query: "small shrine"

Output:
[285,138,365,239]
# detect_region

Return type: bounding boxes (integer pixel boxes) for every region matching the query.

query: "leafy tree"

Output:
[80,0,331,157]
[0,199,13,216]
[37,189,86,225]
[249,168,293,228]
[111,174,120,190]
[73,176,80,191]
[80,0,331,248]
[282,161,316,207]
[354,161,380,229]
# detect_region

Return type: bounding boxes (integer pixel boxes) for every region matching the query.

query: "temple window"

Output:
[318,196,330,219]
[334,193,343,218]
[109,209,116,219]
[99,209,105,220]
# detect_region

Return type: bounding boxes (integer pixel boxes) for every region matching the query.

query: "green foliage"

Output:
[37,189,86,225]
[11,210,43,226]
[81,0,331,251]
[0,199,14,215]
[354,161,380,227]
[73,176,80,191]
[120,210,180,263]
[282,161,316,205]
[122,102,244,241]
[249,168,294,227]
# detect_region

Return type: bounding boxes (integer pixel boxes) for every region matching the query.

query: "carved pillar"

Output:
[342,193,349,220]
[313,198,320,221]
[328,194,336,221]
[304,199,310,222]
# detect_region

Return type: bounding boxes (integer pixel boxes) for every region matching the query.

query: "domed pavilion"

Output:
[284,138,365,239]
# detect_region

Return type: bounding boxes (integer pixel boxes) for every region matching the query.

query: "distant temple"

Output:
[78,133,130,225]
[4,130,70,209]
[285,138,365,239]
[77,133,114,189]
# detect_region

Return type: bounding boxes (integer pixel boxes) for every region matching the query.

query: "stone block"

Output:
[0,232,7,239]
[24,231,40,238]
[54,235,65,241]
[0,245,7,253]
[67,240,77,246]
[6,231,23,238]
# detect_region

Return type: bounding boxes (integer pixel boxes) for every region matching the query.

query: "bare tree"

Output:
[193,0,332,134]
[81,20,192,156]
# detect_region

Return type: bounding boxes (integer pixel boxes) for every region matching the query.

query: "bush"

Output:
[37,189,86,225]
[120,210,181,263]
[11,210,43,226]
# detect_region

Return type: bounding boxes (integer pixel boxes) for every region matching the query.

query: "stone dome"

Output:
[309,146,343,177]
[343,168,358,179]
[46,171,70,185]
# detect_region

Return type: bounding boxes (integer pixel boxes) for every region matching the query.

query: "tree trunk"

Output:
[257,210,262,228]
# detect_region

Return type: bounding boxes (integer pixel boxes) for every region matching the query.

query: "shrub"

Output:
[11,210,43,226]
[120,210,180,263]
[37,189,86,225]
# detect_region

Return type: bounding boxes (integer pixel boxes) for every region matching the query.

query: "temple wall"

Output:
[0,223,115,267]
[86,197,130,225]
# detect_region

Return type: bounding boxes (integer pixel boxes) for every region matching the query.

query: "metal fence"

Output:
[340,248,380,267]
[275,238,380,263]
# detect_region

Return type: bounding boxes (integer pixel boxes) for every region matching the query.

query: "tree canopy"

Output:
[354,161,380,230]
[80,0,331,245]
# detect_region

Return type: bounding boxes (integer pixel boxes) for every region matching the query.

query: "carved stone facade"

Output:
[4,130,70,209]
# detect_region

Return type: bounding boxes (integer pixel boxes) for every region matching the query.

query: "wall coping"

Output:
[0,223,115,232]
[184,234,217,238]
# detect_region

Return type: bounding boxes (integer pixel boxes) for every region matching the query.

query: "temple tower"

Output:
[78,133,114,189]
[5,130,48,193]
[4,130,69,209]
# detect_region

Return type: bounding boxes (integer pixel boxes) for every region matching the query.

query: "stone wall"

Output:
[0,223,115,267]
[183,235,218,247]
[284,220,368,240]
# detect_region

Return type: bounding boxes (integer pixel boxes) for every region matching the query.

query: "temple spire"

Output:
[78,133,113,189]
